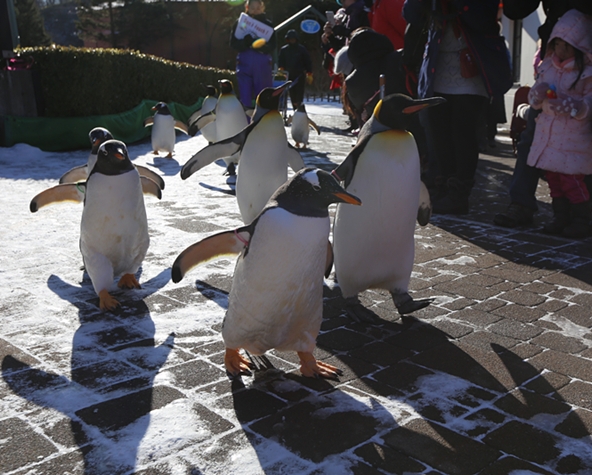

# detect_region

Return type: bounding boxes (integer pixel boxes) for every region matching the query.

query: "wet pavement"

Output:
[1,101,591,475]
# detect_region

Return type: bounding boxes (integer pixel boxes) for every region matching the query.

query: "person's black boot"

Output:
[493,203,534,228]
[542,197,571,235]
[562,201,592,238]
[432,177,473,215]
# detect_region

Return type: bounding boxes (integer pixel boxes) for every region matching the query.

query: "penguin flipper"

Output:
[325,240,334,278]
[417,180,432,226]
[172,228,251,283]
[59,164,88,184]
[174,120,189,135]
[332,135,372,188]
[144,117,154,128]
[181,135,243,180]
[141,176,162,199]
[308,118,321,135]
[286,143,305,172]
[189,110,216,136]
[30,183,85,212]
[136,165,165,190]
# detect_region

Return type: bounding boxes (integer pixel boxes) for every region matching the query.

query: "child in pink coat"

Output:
[527,9,592,238]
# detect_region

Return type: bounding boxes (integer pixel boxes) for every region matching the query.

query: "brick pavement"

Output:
[1,105,591,474]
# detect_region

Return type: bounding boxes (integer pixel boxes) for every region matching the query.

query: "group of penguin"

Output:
[29,79,444,380]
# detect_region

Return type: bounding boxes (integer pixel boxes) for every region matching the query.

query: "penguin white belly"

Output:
[333,131,420,297]
[291,111,310,146]
[80,170,149,293]
[235,112,291,224]
[215,98,248,142]
[151,114,176,154]
[222,209,329,355]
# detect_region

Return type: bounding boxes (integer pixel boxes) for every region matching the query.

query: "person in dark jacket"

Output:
[230,0,277,109]
[403,0,513,215]
[278,29,313,111]
[494,0,592,228]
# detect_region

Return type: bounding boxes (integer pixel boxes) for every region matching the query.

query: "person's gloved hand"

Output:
[548,93,587,118]
[529,82,549,107]
[243,34,254,48]
[306,73,313,85]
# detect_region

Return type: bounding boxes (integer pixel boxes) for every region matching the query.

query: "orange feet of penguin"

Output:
[166,152,173,158]
[298,352,342,379]
[118,273,141,289]
[99,289,120,311]
[224,348,254,377]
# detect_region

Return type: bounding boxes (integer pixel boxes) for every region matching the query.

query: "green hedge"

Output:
[16,46,236,117]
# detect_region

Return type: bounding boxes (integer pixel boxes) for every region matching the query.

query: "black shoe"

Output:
[432,194,469,215]
[493,203,534,228]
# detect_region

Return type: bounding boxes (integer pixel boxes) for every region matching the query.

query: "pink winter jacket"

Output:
[527,9,592,175]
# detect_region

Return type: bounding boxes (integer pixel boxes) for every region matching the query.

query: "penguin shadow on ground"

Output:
[194,159,237,196]
[216,283,592,474]
[1,269,176,475]
[133,134,186,176]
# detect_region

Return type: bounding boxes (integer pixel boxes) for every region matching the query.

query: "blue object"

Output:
[300,19,320,34]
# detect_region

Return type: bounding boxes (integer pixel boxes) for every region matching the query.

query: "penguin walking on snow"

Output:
[289,104,320,149]
[182,82,305,224]
[188,80,248,175]
[172,168,361,378]
[144,102,188,158]
[30,140,162,311]
[59,127,165,190]
[331,94,444,322]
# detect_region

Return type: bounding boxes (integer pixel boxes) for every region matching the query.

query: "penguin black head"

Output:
[205,84,217,97]
[219,79,234,95]
[256,81,292,111]
[271,167,361,217]
[152,102,171,116]
[373,94,446,130]
[89,127,113,154]
[92,140,135,176]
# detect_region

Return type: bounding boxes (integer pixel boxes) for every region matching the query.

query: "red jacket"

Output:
[369,0,406,50]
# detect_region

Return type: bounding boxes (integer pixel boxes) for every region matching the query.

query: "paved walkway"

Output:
[1,103,591,475]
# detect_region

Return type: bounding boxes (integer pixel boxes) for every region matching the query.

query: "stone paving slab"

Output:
[1,104,591,474]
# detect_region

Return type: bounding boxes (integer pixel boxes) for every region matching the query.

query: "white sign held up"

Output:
[234,12,274,42]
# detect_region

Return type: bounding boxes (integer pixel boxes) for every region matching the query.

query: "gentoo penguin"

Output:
[181,82,305,224]
[30,140,161,311]
[289,103,320,149]
[188,80,249,175]
[59,127,165,190]
[331,94,444,322]
[188,84,218,128]
[144,102,188,158]
[172,168,362,378]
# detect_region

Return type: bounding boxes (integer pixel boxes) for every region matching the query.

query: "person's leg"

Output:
[541,171,571,235]
[236,51,255,108]
[562,174,592,238]
[432,94,486,215]
[251,53,273,104]
[289,74,305,110]
[493,107,542,227]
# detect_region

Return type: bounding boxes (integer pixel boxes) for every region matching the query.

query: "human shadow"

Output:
[1,269,176,475]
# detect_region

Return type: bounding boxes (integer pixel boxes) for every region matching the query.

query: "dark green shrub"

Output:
[16,46,236,117]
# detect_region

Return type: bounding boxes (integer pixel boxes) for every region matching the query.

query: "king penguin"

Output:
[59,127,165,190]
[188,84,218,129]
[289,103,320,149]
[181,82,305,224]
[144,102,188,158]
[172,168,361,378]
[331,93,444,322]
[30,140,162,311]
[188,80,248,175]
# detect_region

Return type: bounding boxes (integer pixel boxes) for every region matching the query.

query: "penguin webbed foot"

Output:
[343,296,381,324]
[245,351,274,372]
[223,163,236,176]
[98,289,120,312]
[298,352,342,380]
[118,273,141,290]
[225,348,255,379]
[391,292,433,316]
